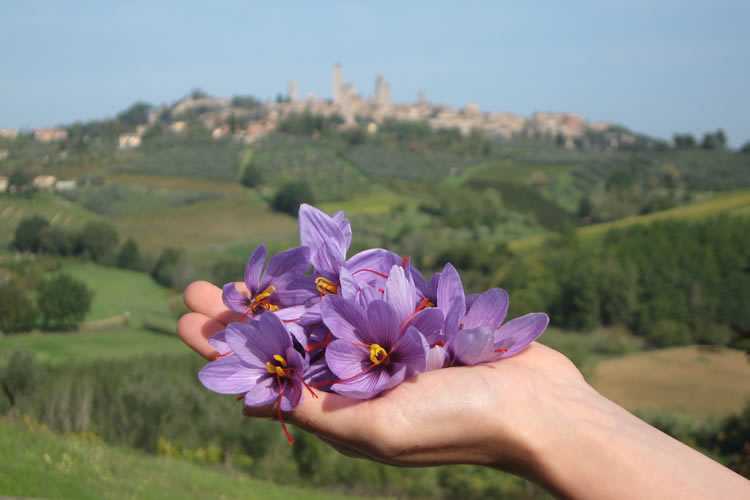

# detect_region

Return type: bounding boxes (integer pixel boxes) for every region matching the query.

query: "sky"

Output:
[1,1,749,146]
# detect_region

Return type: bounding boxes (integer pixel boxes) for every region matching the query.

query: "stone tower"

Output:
[333,63,343,106]
[288,80,298,103]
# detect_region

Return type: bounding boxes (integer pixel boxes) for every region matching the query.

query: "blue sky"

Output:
[1,1,748,146]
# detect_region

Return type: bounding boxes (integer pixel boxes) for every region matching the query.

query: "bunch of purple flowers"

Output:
[199,204,549,443]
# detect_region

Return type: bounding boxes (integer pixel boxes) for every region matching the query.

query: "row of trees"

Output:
[501,216,750,348]
[0,273,92,333]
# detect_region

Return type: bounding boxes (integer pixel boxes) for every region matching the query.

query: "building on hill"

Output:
[0,128,18,139]
[33,128,68,142]
[55,179,76,191]
[169,121,187,133]
[172,96,230,116]
[32,175,56,191]
[288,80,298,103]
[0,176,8,193]
[118,133,142,150]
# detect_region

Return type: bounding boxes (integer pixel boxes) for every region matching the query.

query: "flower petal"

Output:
[245,244,267,296]
[225,315,291,369]
[299,204,348,259]
[332,210,352,250]
[208,329,230,355]
[338,266,359,300]
[320,295,367,343]
[364,300,400,347]
[451,326,495,366]
[392,325,428,375]
[242,375,277,407]
[437,263,465,317]
[199,355,263,394]
[325,339,370,380]
[462,288,510,330]
[311,242,345,277]
[384,265,417,325]
[404,307,444,344]
[494,313,549,358]
[425,344,447,371]
[261,246,310,288]
[222,283,251,313]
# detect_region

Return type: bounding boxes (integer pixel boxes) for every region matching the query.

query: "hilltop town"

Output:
[0,63,650,157]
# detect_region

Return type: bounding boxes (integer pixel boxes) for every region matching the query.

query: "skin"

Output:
[179,280,750,499]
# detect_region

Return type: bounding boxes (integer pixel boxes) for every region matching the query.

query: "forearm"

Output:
[521,386,750,499]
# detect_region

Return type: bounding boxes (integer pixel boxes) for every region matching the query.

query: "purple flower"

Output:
[435,263,548,366]
[319,295,429,399]
[221,243,312,317]
[198,313,315,443]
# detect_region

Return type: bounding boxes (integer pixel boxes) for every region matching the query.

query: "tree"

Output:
[8,169,33,192]
[76,221,118,261]
[117,102,152,127]
[116,238,142,270]
[270,182,314,217]
[0,282,38,333]
[701,132,716,150]
[38,225,76,256]
[37,273,93,330]
[240,163,264,189]
[151,248,182,288]
[673,134,696,150]
[12,215,50,252]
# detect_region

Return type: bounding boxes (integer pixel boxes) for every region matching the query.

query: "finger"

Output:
[184,281,244,325]
[177,312,225,360]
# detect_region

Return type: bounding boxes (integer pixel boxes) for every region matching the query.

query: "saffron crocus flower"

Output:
[435,263,548,366]
[221,243,313,317]
[198,312,315,443]
[319,296,429,399]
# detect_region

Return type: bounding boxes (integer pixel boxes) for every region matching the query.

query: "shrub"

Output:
[12,215,50,252]
[151,248,182,288]
[270,182,314,217]
[240,162,263,189]
[116,238,142,270]
[76,221,119,262]
[0,282,38,333]
[37,273,93,330]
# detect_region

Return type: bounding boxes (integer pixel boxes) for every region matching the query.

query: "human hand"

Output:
[178,280,591,476]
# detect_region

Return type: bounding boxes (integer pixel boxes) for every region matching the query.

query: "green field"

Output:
[0,419,364,500]
[59,261,171,324]
[509,189,750,251]
[0,329,186,364]
[0,192,100,244]
[589,346,750,419]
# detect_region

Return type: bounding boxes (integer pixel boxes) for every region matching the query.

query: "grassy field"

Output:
[59,261,171,324]
[0,328,186,364]
[0,419,365,500]
[509,189,750,251]
[589,345,750,419]
[0,192,100,244]
[459,159,579,184]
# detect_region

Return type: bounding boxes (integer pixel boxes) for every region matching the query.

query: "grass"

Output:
[0,192,100,242]
[509,189,750,251]
[0,419,366,500]
[459,159,579,184]
[58,261,171,324]
[0,328,187,365]
[589,345,750,419]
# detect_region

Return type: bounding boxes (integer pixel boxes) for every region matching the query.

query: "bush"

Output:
[38,226,76,256]
[0,281,39,333]
[240,162,263,189]
[37,273,93,330]
[270,182,314,217]
[76,221,119,262]
[151,248,182,288]
[116,238,142,270]
[12,215,50,252]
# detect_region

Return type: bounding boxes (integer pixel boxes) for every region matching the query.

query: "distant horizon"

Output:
[1,1,748,146]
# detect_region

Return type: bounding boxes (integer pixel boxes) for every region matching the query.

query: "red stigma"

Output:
[236,396,244,401]
[430,340,445,348]
[352,268,389,279]
[305,331,333,352]
[215,350,233,360]
[400,297,431,330]
[402,255,408,269]
[282,318,300,323]
[494,348,509,353]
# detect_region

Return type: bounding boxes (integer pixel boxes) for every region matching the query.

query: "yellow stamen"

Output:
[369,344,388,364]
[250,286,279,312]
[425,300,436,308]
[273,354,288,367]
[266,358,288,377]
[315,277,338,295]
